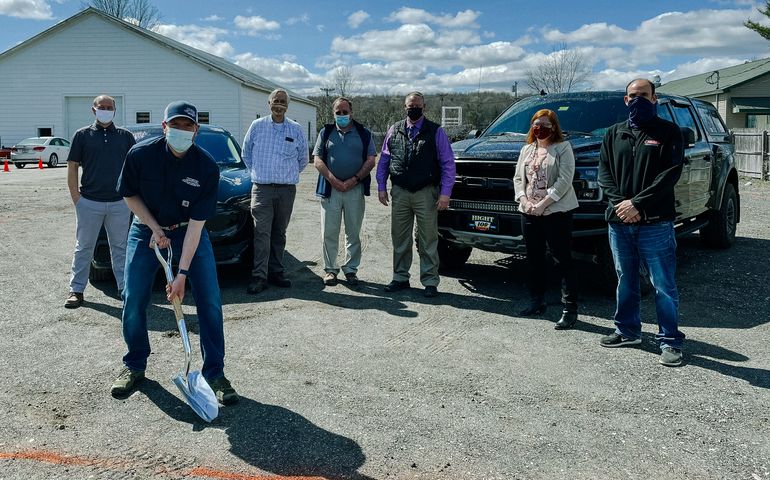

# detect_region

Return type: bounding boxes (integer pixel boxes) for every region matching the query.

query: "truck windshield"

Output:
[485,96,629,138]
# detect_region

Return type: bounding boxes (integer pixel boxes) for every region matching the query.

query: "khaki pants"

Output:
[320,183,365,274]
[390,184,440,287]
[250,183,296,279]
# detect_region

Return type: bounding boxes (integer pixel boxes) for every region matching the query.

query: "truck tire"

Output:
[89,264,113,283]
[700,182,737,249]
[437,237,472,269]
[596,243,652,297]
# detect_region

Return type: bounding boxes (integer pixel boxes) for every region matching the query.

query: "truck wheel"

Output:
[89,264,113,283]
[596,243,652,297]
[15,163,24,169]
[700,182,737,248]
[438,238,472,269]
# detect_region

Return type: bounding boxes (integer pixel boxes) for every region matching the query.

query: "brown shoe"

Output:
[64,292,84,309]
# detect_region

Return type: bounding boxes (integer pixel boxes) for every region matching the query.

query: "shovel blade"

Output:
[172,370,219,422]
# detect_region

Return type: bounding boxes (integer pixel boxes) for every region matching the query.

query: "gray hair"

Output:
[93,95,115,108]
[268,88,290,104]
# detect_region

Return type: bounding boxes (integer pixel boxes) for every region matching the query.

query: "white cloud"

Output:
[202,14,223,22]
[233,52,322,89]
[387,7,480,28]
[152,24,234,58]
[347,10,369,29]
[234,15,280,33]
[286,13,309,26]
[0,0,52,19]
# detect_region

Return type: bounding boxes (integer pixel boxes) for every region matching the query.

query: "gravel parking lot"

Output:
[0,165,769,480]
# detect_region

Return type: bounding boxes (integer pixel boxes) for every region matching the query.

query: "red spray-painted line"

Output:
[0,449,328,480]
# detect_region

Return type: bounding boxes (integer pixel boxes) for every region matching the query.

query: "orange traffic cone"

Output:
[3,159,8,172]
[38,158,43,169]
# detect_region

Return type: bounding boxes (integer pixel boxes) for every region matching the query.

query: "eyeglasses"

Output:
[334,110,350,115]
[532,121,552,128]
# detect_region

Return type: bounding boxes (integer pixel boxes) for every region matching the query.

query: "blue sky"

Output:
[1,0,769,96]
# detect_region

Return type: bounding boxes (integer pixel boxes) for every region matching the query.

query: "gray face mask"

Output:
[166,127,195,153]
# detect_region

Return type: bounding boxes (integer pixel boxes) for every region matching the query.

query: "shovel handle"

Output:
[171,296,184,322]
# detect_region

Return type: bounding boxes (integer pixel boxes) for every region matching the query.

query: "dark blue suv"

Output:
[89,124,253,281]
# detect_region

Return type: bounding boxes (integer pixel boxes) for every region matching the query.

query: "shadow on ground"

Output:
[139,379,376,479]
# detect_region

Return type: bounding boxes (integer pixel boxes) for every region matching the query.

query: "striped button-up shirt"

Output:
[242,116,308,184]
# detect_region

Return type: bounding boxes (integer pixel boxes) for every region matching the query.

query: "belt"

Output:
[161,222,188,231]
[134,218,188,230]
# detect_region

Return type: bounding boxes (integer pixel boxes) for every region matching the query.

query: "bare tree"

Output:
[83,0,161,28]
[745,1,770,40]
[333,66,359,97]
[525,44,592,94]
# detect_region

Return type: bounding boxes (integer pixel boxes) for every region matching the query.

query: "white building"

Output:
[0,7,317,148]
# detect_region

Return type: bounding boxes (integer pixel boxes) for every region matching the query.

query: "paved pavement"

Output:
[0,165,768,479]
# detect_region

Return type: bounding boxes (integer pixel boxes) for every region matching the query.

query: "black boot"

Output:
[554,310,578,330]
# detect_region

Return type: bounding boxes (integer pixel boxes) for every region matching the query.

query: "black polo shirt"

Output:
[118,136,219,227]
[68,122,136,202]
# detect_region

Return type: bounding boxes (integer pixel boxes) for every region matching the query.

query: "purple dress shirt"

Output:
[376,117,456,197]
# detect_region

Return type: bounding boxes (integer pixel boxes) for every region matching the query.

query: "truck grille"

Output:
[449,199,518,213]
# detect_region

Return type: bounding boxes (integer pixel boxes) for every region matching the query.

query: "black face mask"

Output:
[406,107,423,121]
[627,96,657,128]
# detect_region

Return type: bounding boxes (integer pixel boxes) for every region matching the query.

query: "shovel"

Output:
[153,243,219,422]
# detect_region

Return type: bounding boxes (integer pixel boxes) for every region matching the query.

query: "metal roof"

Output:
[658,57,770,97]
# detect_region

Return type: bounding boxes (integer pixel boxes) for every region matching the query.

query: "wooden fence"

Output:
[732,128,769,180]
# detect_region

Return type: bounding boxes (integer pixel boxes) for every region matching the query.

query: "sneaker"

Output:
[599,332,642,348]
[207,376,239,405]
[64,292,84,309]
[659,347,683,366]
[323,272,338,286]
[110,367,145,397]
[344,272,359,286]
[246,277,268,294]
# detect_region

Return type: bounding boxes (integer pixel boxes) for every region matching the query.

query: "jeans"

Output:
[521,211,578,311]
[121,222,225,379]
[608,221,685,350]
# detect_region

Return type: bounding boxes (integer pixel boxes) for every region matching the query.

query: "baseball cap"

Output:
[164,101,198,123]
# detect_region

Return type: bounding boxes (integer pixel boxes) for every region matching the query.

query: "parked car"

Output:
[440,91,739,291]
[89,124,253,281]
[10,136,71,167]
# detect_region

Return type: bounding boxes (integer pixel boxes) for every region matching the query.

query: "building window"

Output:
[198,112,210,124]
[37,127,52,136]
[136,112,150,124]
[747,114,770,129]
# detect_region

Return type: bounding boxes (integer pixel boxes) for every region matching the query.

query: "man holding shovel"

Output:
[112,101,238,405]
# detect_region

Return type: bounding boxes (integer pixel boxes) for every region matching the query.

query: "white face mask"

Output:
[95,108,115,124]
[166,127,195,153]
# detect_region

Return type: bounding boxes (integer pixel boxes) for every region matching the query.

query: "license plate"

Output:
[468,214,497,232]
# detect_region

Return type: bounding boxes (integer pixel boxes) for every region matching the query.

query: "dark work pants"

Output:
[250,183,296,280]
[521,211,578,311]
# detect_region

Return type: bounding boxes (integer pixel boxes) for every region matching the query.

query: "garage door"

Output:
[65,96,124,140]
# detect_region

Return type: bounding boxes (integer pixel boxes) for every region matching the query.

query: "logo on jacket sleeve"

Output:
[182,177,200,187]
[644,139,661,146]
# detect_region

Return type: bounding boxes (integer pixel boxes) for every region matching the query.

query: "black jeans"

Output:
[521,211,578,311]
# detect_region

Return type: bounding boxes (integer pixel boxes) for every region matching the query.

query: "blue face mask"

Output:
[335,114,351,128]
[166,127,195,154]
[627,96,657,128]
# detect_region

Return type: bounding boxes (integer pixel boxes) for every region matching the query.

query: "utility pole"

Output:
[320,86,335,124]
[511,81,518,99]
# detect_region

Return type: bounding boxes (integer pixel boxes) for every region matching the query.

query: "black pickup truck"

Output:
[438,91,740,287]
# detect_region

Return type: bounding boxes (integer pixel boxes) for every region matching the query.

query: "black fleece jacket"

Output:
[598,117,684,223]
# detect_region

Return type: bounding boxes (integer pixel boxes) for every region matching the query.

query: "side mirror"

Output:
[680,127,696,147]
[466,129,478,139]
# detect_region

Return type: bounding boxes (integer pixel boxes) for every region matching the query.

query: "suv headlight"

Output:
[575,167,602,201]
